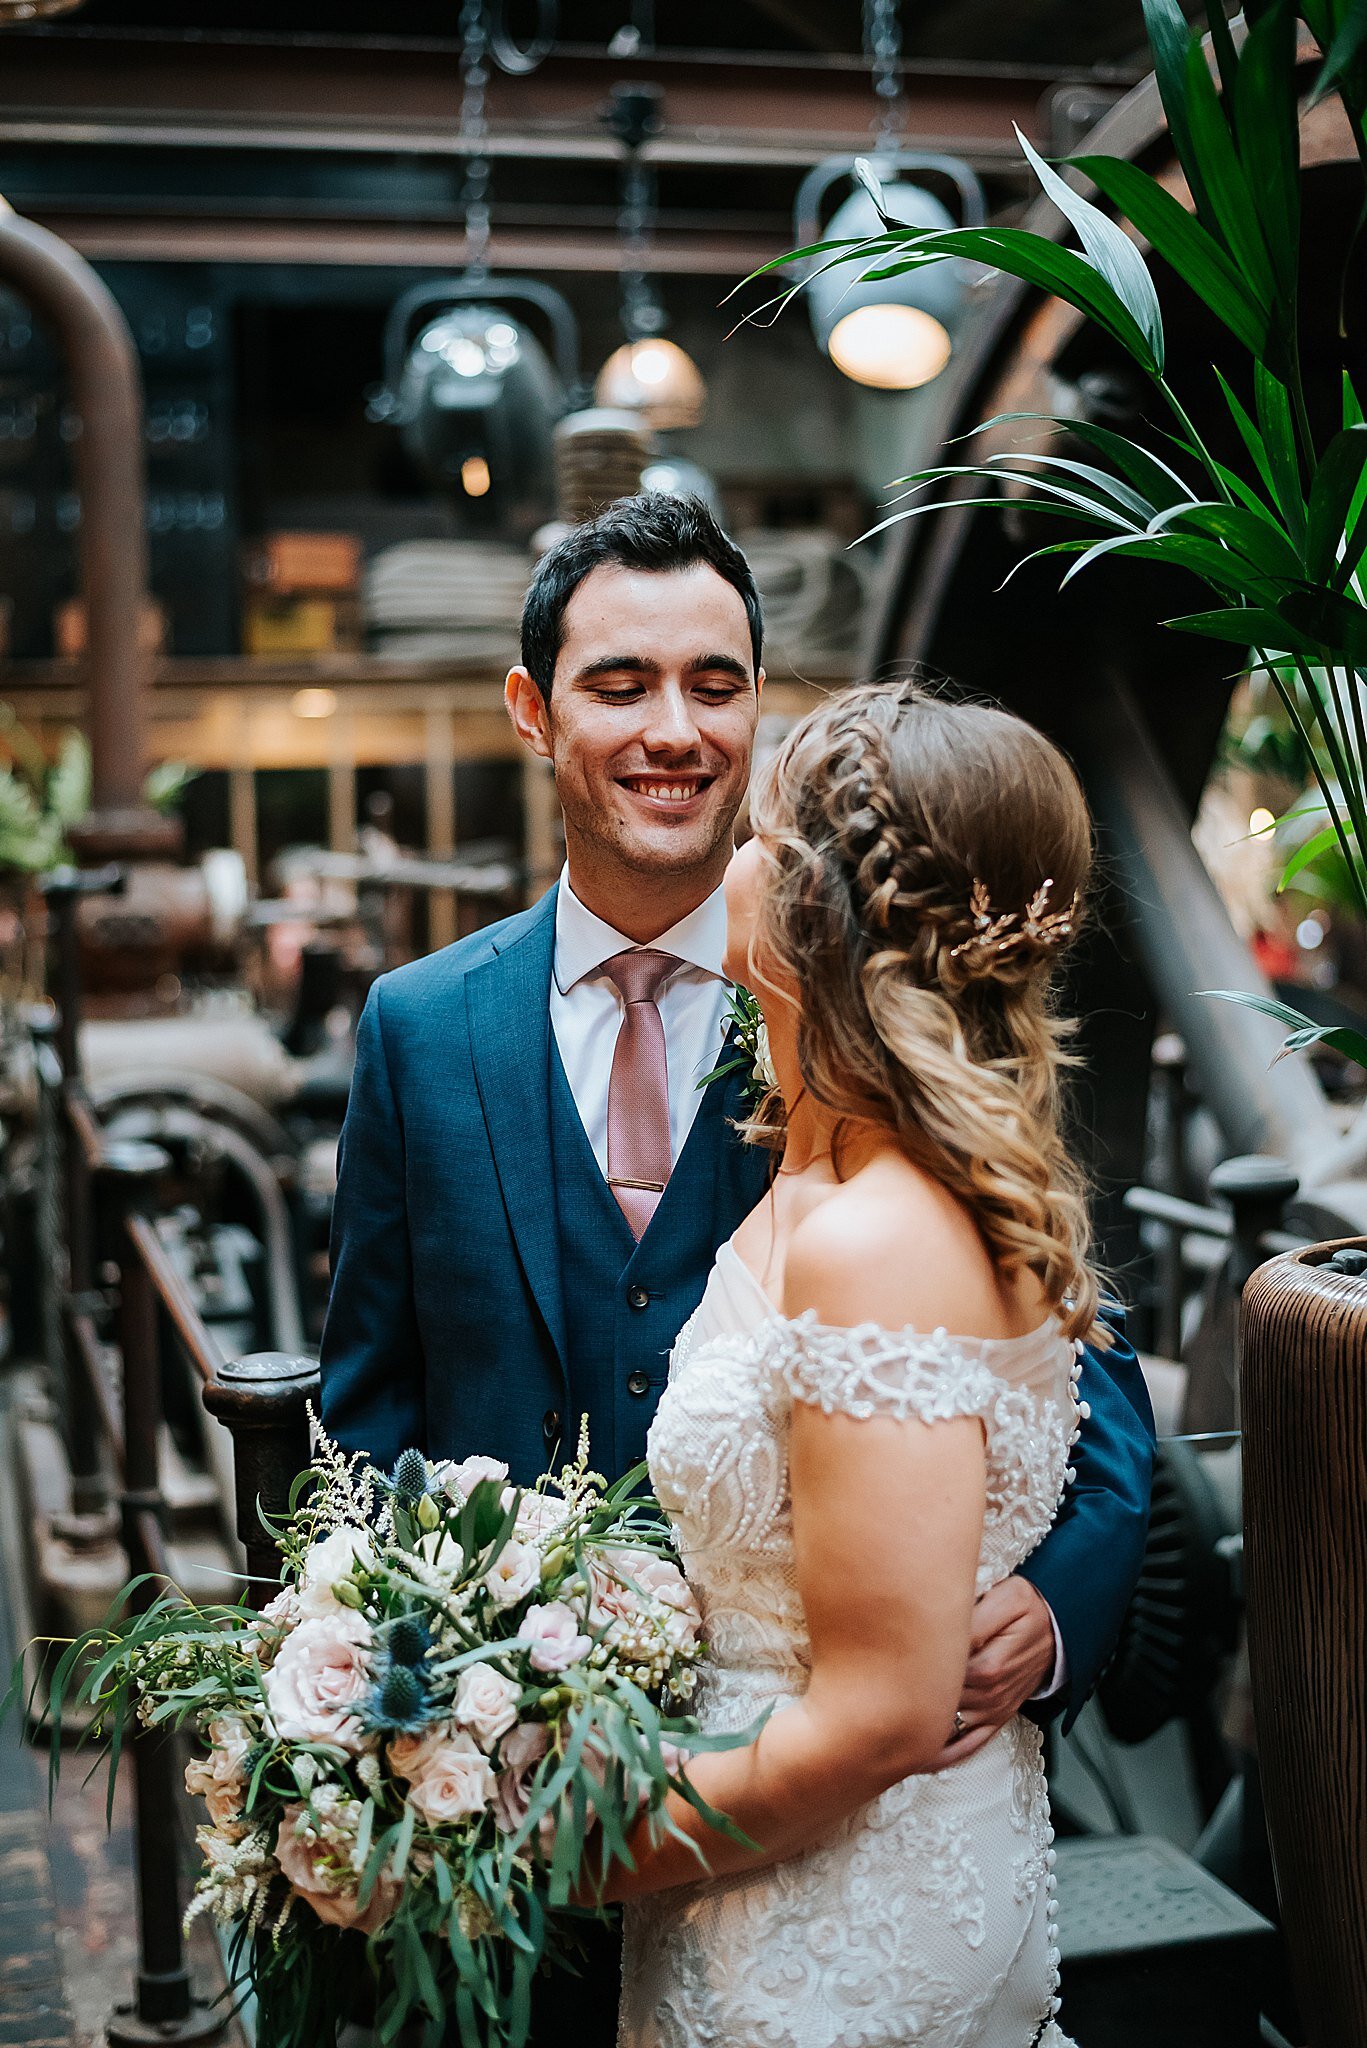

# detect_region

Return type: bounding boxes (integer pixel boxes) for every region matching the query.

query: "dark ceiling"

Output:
[37,0,1208,72]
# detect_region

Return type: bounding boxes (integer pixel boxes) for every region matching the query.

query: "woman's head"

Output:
[727,678,1101,1340]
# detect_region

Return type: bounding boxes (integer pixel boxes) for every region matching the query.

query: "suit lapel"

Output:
[466,887,568,1377]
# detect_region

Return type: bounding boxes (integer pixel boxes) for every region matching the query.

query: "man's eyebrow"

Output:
[686,653,751,682]
[573,654,661,681]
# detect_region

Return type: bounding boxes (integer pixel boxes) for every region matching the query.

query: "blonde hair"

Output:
[745,679,1104,1345]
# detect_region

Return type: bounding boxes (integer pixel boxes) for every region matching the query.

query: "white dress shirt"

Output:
[550,869,731,1179]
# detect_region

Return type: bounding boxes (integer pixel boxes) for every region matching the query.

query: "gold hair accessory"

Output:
[948,877,1080,961]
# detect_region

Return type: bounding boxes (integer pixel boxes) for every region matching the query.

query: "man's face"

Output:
[511,561,761,886]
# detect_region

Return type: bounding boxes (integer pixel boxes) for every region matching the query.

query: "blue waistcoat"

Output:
[549,1037,763,1479]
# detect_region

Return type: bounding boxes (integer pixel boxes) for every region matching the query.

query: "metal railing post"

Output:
[97,1142,225,2048]
[40,865,121,1515]
[203,1352,320,1608]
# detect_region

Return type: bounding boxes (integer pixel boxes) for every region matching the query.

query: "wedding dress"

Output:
[618,1240,1082,2048]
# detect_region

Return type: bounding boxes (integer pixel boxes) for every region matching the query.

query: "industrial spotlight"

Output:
[793,154,985,392]
[370,278,579,542]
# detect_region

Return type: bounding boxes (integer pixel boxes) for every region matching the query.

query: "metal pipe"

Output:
[0,203,149,818]
[1073,677,1337,1171]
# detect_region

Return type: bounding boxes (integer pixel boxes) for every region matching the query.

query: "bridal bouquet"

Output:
[26,1423,752,2048]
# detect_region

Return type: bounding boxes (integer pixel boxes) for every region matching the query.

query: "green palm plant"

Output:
[756,0,1367,1064]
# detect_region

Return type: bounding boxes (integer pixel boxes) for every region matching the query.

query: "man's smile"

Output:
[616,772,716,812]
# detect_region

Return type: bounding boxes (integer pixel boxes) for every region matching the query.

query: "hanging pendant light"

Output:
[594,83,708,434]
[808,176,960,391]
[595,337,706,432]
[794,154,983,393]
[793,0,983,392]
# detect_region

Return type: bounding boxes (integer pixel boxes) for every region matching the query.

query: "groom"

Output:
[320,492,1153,2023]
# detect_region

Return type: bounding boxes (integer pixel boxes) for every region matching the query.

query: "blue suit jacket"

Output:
[319,886,1155,1733]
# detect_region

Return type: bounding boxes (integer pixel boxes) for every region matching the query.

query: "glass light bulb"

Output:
[291,688,338,720]
[826,304,952,391]
[460,455,491,497]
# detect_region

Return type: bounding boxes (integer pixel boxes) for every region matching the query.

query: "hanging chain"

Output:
[459,0,492,279]
[618,156,663,341]
[863,0,905,152]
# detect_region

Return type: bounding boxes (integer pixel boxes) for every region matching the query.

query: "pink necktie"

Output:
[601,948,679,1240]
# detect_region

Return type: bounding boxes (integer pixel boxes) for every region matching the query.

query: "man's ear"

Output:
[505,667,553,760]
[756,665,765,699]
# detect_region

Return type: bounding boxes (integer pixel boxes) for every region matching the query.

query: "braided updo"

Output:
[744,678,1102,1343]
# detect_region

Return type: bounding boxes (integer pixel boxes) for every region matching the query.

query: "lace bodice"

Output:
[619,1242,1080,2048]
[648,1242,1083,1731]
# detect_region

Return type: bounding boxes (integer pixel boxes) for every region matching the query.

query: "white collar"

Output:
[553,865,729,995]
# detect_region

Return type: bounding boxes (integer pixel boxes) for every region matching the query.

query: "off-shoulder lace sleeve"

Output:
[765,1310,1002,1424]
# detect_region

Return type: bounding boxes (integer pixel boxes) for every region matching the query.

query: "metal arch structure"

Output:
[856,45,1367,1261]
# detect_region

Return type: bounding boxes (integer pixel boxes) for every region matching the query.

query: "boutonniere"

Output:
[700,985,776,1103]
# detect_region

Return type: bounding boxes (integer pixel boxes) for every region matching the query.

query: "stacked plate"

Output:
[364,541,531,660]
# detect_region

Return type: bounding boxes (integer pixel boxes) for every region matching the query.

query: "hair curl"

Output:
[744,679,1104,1345]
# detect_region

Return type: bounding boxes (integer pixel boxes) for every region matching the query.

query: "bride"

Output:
[608,679,1099,2048]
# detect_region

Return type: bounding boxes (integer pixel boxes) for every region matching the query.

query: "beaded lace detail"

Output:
[618,1250,1081,2048]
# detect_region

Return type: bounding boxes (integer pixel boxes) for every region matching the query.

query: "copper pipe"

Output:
[0,199,149,815]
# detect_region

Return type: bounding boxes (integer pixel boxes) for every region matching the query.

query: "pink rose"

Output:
[184,1714,253,1827]
[520,1601,593,1675]
[588,1551,701,1647]
[262,1612,372,1750]
[453,1663,521,1752]
[484,1540,540,1610]
[491,1720,550,1835]
[404,1731,497,1826]
[435,1455,509,1500]
[276,1805,398,1935]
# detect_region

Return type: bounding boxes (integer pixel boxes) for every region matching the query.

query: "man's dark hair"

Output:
[520,492,763,697]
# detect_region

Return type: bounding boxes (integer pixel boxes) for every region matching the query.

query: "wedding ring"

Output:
[952,1711,966,1741]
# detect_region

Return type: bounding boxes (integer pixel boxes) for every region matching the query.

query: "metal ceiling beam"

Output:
[0,36,1123,166]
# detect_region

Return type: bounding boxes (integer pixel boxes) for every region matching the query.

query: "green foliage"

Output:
[8,1433,761,2048]
[758,0,1367,1064]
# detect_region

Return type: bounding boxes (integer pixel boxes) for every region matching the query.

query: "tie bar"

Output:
[607,1175,667,1193]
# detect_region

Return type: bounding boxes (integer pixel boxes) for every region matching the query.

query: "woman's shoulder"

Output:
[781,1153,1017,1339]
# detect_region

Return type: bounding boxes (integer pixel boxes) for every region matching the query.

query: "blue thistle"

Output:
[385,1616,431,1667]
[390,1448,429,1504]
[360,1660,434,1735]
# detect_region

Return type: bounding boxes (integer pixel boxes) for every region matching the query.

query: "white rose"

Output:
[404,1731,497,1825]
[297,1525,375,1617]
[262,1612,372,1750]
[452,1663,521,1753]
[484,1539,539,1610]
[413,1528,465,1576]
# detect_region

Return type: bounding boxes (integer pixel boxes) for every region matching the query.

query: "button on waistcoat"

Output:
[548,1037,762,1477]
